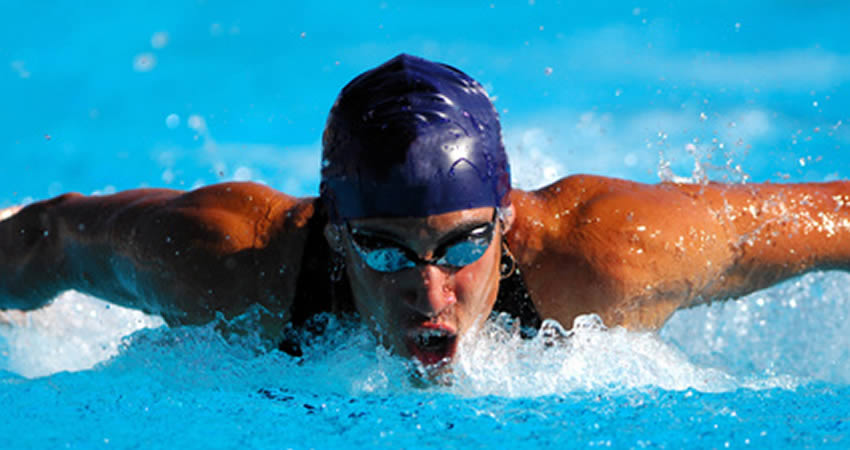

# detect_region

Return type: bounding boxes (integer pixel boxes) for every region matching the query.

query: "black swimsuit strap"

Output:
[288,199,355,327]
[492,245,542,337]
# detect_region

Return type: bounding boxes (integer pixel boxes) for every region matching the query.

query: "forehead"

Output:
[348,206,494,239]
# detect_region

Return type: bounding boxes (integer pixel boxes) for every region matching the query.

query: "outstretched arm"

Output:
[683,180,850,301]
[507,175,850,329]
[0,193,99,309]
[0,183,316,325]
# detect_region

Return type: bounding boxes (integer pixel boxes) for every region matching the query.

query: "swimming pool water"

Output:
[2,371,848,448]
[2,272,849,448]
[2,1,850,448]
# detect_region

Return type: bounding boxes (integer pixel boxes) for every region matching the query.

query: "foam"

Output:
[0,291,164,378]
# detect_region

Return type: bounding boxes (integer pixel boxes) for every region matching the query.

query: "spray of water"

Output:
[2,270,843,397]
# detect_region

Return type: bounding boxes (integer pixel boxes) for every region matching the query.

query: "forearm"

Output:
[692,180,850,300]
[0,190,179,310]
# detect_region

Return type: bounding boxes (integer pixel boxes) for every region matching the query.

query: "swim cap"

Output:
[320,54,510,221]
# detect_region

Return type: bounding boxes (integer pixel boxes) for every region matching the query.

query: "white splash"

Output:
[3,272,846,393]
[0,291,163,378]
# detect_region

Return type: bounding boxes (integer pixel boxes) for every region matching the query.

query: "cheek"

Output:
[344,255,386,318]
[344,254,409,327]
[453,242,501,309]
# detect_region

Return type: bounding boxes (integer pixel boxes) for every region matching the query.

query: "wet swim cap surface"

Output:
[320,54,510,221]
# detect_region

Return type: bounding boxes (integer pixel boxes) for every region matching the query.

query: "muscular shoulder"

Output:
[504,175,734,328]
[507,175,651,253]
[104,183,321,320]
[159,182,311,249]
[508,175,718,243]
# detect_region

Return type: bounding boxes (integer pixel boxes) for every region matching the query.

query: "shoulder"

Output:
[509,174,651,217]
[94,182,322,279]
[507,175,650,249]
[169,182,300,216]
[507,174,726,258]
[118,183,323,320]
[146,182,309,232]
[504,175,735,328]
[509,174,712,226]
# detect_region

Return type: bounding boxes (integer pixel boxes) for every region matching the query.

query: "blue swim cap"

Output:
[320,54,511,221]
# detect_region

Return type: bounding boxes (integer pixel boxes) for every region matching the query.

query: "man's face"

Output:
[329,206,508,367]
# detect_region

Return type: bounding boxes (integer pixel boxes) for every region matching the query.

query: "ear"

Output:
[499,203,516,233]
[324,223,345,253]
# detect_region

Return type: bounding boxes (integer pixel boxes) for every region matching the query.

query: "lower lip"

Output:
[405,329,458,367]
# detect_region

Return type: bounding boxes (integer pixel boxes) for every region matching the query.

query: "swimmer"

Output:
[2,54,850,367]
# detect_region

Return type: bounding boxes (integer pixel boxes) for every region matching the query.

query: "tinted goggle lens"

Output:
[359,246,417,272]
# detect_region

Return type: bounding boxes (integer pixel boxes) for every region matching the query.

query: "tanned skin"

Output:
[2,175,849,334]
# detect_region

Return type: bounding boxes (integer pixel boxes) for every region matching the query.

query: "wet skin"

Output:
[327,206,510,365]
[3,175,850,365]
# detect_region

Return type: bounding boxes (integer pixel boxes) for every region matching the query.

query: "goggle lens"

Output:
[347,211,497,273]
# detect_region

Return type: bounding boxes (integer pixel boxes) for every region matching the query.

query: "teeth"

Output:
[420,329,447,339]
[412,328,454,349]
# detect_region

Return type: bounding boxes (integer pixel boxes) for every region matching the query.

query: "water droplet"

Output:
[234,166,253,181]
[543,67,553,76]
[150,31,169,49]
[165,114,180,129]
[161,169,175,184]
[10,60,30,79]
[133,53,156,72]
[187,115,206,132]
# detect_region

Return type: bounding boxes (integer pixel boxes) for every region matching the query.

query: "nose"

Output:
[404,265,456,318]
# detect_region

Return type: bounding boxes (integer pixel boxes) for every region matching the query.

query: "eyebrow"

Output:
[350,211,496,247]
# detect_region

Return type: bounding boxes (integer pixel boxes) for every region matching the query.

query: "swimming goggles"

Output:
[346,210,497,273]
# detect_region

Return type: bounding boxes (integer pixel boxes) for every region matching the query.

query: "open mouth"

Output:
[405,325,458,367]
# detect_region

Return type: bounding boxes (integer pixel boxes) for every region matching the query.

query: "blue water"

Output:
[2,1,850,448]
